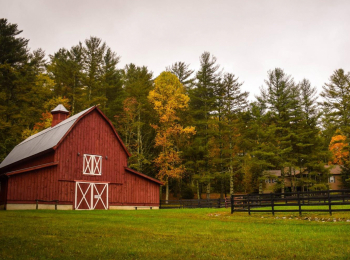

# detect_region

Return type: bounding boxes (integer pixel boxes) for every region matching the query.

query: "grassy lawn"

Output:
[1,209,350,260]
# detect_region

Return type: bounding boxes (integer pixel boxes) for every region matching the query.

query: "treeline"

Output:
[1,19,350,198]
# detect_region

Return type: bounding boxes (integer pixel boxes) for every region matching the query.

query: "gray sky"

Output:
[1,0,349,99]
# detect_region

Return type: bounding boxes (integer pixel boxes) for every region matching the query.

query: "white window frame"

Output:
[83,154,102,175]
[329,176,335,183]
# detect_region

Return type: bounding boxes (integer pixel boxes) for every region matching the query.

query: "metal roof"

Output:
[51,104,69,113]
[0,106,93,169]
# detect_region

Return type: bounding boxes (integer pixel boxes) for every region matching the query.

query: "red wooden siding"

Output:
[119,171,160,206]
[3,152,55,173]
[2,108,160,208]
[6,166,59,203]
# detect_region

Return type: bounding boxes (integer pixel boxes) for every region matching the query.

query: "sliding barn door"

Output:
[75,182,108,210]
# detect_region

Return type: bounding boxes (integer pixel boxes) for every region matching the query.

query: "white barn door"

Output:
[75,182,108,210]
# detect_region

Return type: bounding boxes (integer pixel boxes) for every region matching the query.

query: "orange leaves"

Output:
[329,132,349,165]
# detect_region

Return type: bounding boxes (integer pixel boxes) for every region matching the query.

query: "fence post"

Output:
[247,194,251,215]
[271,193,275,216]
[36,200,38,210]
[218,198,221,208]
[55,200,58,210]
[297,191,301,216]
[328,190,332,216]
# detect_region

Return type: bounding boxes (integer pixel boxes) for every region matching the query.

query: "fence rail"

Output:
[231,189,350,215]
[160,198,228,209]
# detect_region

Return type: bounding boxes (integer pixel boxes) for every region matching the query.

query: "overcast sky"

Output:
[1,0,349,99]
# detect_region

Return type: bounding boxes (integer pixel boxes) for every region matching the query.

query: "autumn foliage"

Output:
[329,132,349,165]
[148,72,195,183]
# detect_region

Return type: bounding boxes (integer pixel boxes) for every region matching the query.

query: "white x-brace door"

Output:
[75,182,108,210]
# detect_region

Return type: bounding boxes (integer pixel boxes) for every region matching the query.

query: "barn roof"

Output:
[0,106,130,169]
[125,168,163,185]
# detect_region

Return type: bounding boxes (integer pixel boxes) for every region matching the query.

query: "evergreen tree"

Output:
[188,52,220,198]
[0,19,51,161]
[121,64,155,173]
[320,69,350,136]
[257,68,295,194]
[166,61,194,90]
[48,45,85,114]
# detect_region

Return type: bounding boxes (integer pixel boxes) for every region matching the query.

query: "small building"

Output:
[0,105,162,210]
[263,165,345,193]
[325,165,344,190]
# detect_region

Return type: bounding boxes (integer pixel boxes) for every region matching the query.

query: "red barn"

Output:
[0,105,162,210]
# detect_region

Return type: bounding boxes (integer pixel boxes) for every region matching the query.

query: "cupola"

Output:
[51,104,69,127]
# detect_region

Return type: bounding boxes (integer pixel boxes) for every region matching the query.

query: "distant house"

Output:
[263,165,344,193]
[0,105,162,210]
[263,169,292,193]
[325,165,344,190]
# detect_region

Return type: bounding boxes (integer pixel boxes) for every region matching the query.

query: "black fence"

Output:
[231,189,350,215]
[160,198,229,209]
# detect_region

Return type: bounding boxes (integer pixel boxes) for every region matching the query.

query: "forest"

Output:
[1,18,350,200]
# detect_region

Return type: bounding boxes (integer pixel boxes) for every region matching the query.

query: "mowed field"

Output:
[1,208,350,260]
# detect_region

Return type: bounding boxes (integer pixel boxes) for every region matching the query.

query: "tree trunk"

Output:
[281,167,285,198]
[259,180,263,194]
[220,178,224,199]
[197,180,200,200]
[230,173,234,195]
[206,182,210,199]
[165,177,169,204]
[137,108,142,171]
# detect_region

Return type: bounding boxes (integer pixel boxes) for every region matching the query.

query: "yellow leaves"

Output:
[183,126,196,135]
[148,72,190,123]
[329,132,349,165]
[149,71,196,182]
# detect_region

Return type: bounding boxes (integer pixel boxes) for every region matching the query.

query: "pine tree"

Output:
[0,19,51,161]
[48,45,85,114]
[166,61,194,90]
[121,64,154,173]
[188,52,220,199]
[320,69,350,136]
[257,68,295,194]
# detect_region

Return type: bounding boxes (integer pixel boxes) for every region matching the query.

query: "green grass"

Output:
[1,209,350,260]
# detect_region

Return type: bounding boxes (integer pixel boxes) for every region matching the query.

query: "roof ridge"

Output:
[18,107,92,147]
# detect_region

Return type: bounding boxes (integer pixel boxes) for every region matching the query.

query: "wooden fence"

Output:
[231,189,350,215]
[160,198,228,209]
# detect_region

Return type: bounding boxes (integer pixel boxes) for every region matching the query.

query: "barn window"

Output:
[83,154,102,175]
[329,176,335,183]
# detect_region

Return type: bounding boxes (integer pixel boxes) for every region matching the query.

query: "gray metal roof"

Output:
[0,106,93,169]
[51,104,69,113]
